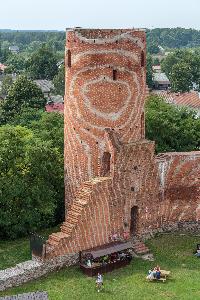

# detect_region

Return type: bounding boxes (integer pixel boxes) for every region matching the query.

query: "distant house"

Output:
[45,102,64,113]
[0,63,7,74]
[34,80,54,98]
[153,72,170,90]
[152,90,200,115]
[56,59,64,68]
[152,65,161,73]
[8,45,20,54]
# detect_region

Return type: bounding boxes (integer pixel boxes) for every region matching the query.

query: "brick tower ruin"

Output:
[46,29,200,259]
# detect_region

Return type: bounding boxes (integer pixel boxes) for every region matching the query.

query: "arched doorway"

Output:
[130,206,139,235]
[100,152,111,176]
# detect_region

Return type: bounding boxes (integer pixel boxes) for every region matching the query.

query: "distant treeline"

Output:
[147,27,200,49]
[0,30,65,52]
[0,27,200,53]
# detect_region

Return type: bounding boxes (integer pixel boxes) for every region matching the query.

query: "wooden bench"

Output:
[146,270,170,283]
[153,277,166,283]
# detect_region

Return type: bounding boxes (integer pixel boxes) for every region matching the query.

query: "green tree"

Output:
[0,125,64,239]
[27,45,58,79]
[1,75,13,96]
[170,62,193,92]
[146,55,153,89]
[145,95,200,153]
[0,75,45,124]
[147,41,160,54]
[53,65,65,96]
[161,49,200,92]
[5,53,27,74]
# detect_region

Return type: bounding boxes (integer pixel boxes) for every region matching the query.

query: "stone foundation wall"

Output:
[0,254,78,292]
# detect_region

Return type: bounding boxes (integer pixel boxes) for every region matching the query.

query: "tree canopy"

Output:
[27,46,58,80]
[0,124,64,239]
[0,75,45,124]
[161,49,200,92]
[145,95,200,153]
[53,65,65,96]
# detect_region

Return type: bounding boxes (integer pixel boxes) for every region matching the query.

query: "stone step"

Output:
[66,217,78,225]
[67,213,79,221]
[132,241,150,255]
[61,227,72,235]
[62,222,75,229]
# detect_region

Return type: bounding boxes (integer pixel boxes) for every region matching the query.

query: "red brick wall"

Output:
[156,152,200,224]
[45,29,200,259]
[64,29,147,208]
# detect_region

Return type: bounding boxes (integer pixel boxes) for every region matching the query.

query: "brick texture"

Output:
[45,29,200,259]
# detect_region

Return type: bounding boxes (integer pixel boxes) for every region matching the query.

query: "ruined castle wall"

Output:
[64,29,147,207]
[156,151,200,225]
[107,140,162,237]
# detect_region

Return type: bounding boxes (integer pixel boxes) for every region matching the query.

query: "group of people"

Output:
[146,265,161,281]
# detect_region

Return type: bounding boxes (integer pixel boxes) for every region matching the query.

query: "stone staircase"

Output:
[46,177,111,256]
[132,239,150,255]
[47,182,93,247]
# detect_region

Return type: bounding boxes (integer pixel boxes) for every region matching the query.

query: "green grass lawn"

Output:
[1,233,200,300]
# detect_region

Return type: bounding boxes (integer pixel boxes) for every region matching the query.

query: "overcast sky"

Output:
[1,0,200,31]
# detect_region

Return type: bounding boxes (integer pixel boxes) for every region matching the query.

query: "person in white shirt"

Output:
[96,273,103,292]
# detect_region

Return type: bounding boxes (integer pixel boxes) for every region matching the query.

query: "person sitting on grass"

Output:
[195,249,200,257]
[146,269,154,281]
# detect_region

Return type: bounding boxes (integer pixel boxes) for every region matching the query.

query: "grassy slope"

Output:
[0,233,200,300]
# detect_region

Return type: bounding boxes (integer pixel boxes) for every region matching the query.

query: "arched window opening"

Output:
[141,112,145,138]
[67,49,71,68]
[100,152,111,176]
[141,51,145,67]
[130,206,139,235]
[113,69,117,81]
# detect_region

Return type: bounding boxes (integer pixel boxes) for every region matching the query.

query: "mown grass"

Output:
[1,233,200,300]
[0,226,60,269]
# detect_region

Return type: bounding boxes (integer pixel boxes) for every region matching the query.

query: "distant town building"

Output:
[152,90,200,115]
[153,72,170,90]
[45,102,64,113]
[34,80,54,98]
[152,65,161,73]
[8,45,20,54]
[0,63,7,74]
[56,59,64,68]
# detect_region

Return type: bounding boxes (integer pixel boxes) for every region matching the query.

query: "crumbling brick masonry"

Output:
[45,29,200,259]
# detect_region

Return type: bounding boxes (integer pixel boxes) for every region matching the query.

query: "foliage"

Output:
[5,53,27,74]
[0,75,45,124]
[0,125,64,239]
[0,30,65,52]
[146,55,153,89]
[27,45,58,80]
[170,62,193,92]
[8,107,44,127]
[161,49,200,92]
[0,75,13,96]
[147,41,160,54]
[153,57,160,65]
[1,233,200,299]
[146,27,200,49]
[53,65,65,96]
[30,112,64,152]
[145,95,200,153]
